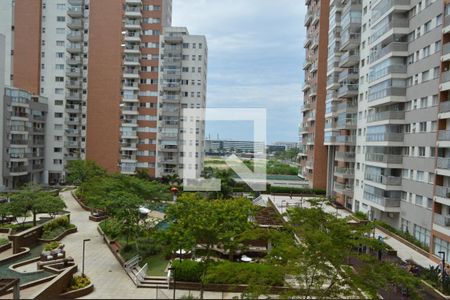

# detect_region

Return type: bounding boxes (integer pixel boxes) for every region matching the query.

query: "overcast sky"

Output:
[172,0,305,143]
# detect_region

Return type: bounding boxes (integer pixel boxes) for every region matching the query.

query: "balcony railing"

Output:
[434,213,450,227]
[367,110,405,123]
[363,192,401,207]
[438,130,450,141]
[369,65,407,83]
[368,87,406,102]
[335,167,355,176]
[440,101,450,113]
[366,132,404,142]
[10,165,28,173]
[335,151,355,160]
[370,42,408,64]
[436,186,450,198]
[437,157,450,169]
[365,153,403,164]
[365,173,402,185]
[442,71,450,84]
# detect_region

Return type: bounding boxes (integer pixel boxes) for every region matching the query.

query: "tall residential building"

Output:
[302,0,450,260]
[0,0,207,184]
[157,27,207,178]
[2,87,48,190]
[324,0,361,208]
[299,0,330,189]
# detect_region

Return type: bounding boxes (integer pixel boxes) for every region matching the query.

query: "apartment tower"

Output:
[158,27,207,178]
[300,0,330,189]
[324,0,361,208]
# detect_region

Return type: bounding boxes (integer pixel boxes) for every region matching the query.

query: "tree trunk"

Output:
[33,210,37,226]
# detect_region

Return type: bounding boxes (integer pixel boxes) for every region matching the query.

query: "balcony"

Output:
[334,182,354,197]
[369,65,407,83]
[66,68,82,78]
[335,151,355,161]
[336,118,357,129]
[32,127,45,134]
[364,173,402,186]
[441,71,450,91]
[366,132,404,142]
[365,153,403,164]
[67,19,83,30]
[337,84,358,98]
[334,167,355,178]
[65,141,80,148]
[159,145,178,152]
[437,157,450,170]
[443,43,450,61]
[67,57,82,65]
[367,87,406,103]
[340,32,360,51]
[363,192,400,210]
[66,80,82,89]
[336,101,357,113]
[439,101,450,114]
[339,52,359,67]
[67,43,82,54]
[10,139,28,145]
[370,18,408,45]
[68,7,83,17]
[123,45,140,54]
[338,68,359,82]
[434,214,450,227]
[164,34,183,44]
[162,83,181,92]
[65,117,80,125]
[160,108,180,116]
[66,92,81,101]
[123,69,140,79]
[124,33,141,42]
[370,42,408,64]
[121,106,139,115]
[438,130,450,141]
[436,186,450,200]
[124,56,140,66]
[367,110,405,123]
[9,165,28,175]
[67,32,83,42]
[65,128,80,136]
[124,7,142,17]
[123,20,141,29]
[304,10,313,26]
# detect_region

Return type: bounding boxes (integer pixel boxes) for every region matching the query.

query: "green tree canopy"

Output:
[66,160,107,186]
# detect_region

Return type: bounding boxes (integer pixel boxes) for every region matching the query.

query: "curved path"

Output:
[61,190,239,299]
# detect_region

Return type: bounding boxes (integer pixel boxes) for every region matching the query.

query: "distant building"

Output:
[273,142,298,150]
[267,145,286,153]
[205,139,265,154]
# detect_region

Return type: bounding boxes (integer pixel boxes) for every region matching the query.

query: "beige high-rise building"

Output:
[0,0,207,185]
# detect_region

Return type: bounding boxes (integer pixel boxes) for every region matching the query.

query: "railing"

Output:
[335,152,355,160]
[368,87,406,102]
[365,153,403,164]
[438,130,450,141]
[437,157,450,169]
[336,118,357,127]
[370,18,408,43]
[442,71,450,84]
[369,65,407,83]
[436,186,450,198]
[339,51,359,66]
[68,19,82,27]
[334,182,354,194]
[335,167,355,176]
[10,139,28,145]
[366,132,404,142]
[444,43,450,56]
[372,0,410,24]
[363,192,400,207]
[337,84,359,97]
[336,101,357,112]
[370,42,408,63]
[367,110,405,123]
[434,214,450,227]
[440,101,450,113]
[10,166,28,173]
[336,135,356,144]
[338,68,359,82]
[365,173,402,185]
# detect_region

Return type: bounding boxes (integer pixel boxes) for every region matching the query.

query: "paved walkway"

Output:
[261,194,438,269]
[60,190,240,299]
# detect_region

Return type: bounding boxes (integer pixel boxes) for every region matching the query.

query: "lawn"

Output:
[141,253,169,276]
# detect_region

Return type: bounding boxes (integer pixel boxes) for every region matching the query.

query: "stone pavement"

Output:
[60,190,240,299]
[261,194,438,269]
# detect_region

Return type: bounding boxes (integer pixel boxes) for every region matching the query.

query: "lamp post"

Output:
[82,238,91,277]
[168,266,176,299]
[439,251,446,286]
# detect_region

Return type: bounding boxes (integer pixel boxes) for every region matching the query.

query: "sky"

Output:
[172,0,305,144]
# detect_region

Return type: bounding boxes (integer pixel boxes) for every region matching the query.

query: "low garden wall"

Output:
[71,190,91,212]
[0,241,12,253]
[97,224,125,266]
[8,214,71,254]
[169,281,291,294]
[59,283,94,299]
[38,227,78,243]
[0,247,29,264]
[31,265,79,300]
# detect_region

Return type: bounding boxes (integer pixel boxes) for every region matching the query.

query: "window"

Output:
[422,46,430,58]
[422,70,430,81]
[419,122,427,132]
[55,88,64,94]
[437,14,443,26]
[424,20,431,33]
[56,52,64,58]
[56,16,65,22]
[435,41,441,53]
[183,43,189,48]
[414,224,430,246]
[417,170,425,181]
[434,66,440,79]
[53,159,63,165]
[57,4,66,10]
[54,148,62,153]
[401,218,410,233]
[56,40,65,46]
[420,97,428,108]
[55,64,64,70]
[55,100,63,105]
[55,76,64,82]
[434,237,450,262]
[54,112,63,118]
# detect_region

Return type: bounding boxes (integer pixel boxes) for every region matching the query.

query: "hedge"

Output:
[268,185,326,195]
[172,260,284,286]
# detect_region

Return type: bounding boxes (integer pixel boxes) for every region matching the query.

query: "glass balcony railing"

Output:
[364,173,402,185]
[366,132,404,142]
[365,153,403,164]
[363,192,401,207]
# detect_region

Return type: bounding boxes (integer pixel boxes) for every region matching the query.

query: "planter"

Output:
[97,224,125,266]
[0,241,12,253]
[59,283,94,299]
[39,227,78,243]
[71,190,91,212]
[169,281,288,293]
[89,215,108,222]
[421,279,450,299]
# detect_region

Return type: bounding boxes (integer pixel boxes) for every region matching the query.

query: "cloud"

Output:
[172,0,305,143]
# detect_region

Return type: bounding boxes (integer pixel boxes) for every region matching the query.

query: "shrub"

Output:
[0,238,9,246]
[44,241,60,251]
[375,221,429,252]
[269,186,326,195]
[67,275,91,291]
[99,218,121,240]
[43,216,70,233]
[205,261,284,286]
[172,260,205,282]
[354,211,368,220]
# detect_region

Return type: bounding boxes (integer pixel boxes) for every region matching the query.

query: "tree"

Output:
[10,185,66,226]
[261,198,421,299]
[66,160,106,186]
[160,194,256,299]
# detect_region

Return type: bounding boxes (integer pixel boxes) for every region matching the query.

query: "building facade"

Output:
[302,0,450,261]
[0,0,207,184]
[299,0,330,189]
[157,27,207,178]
